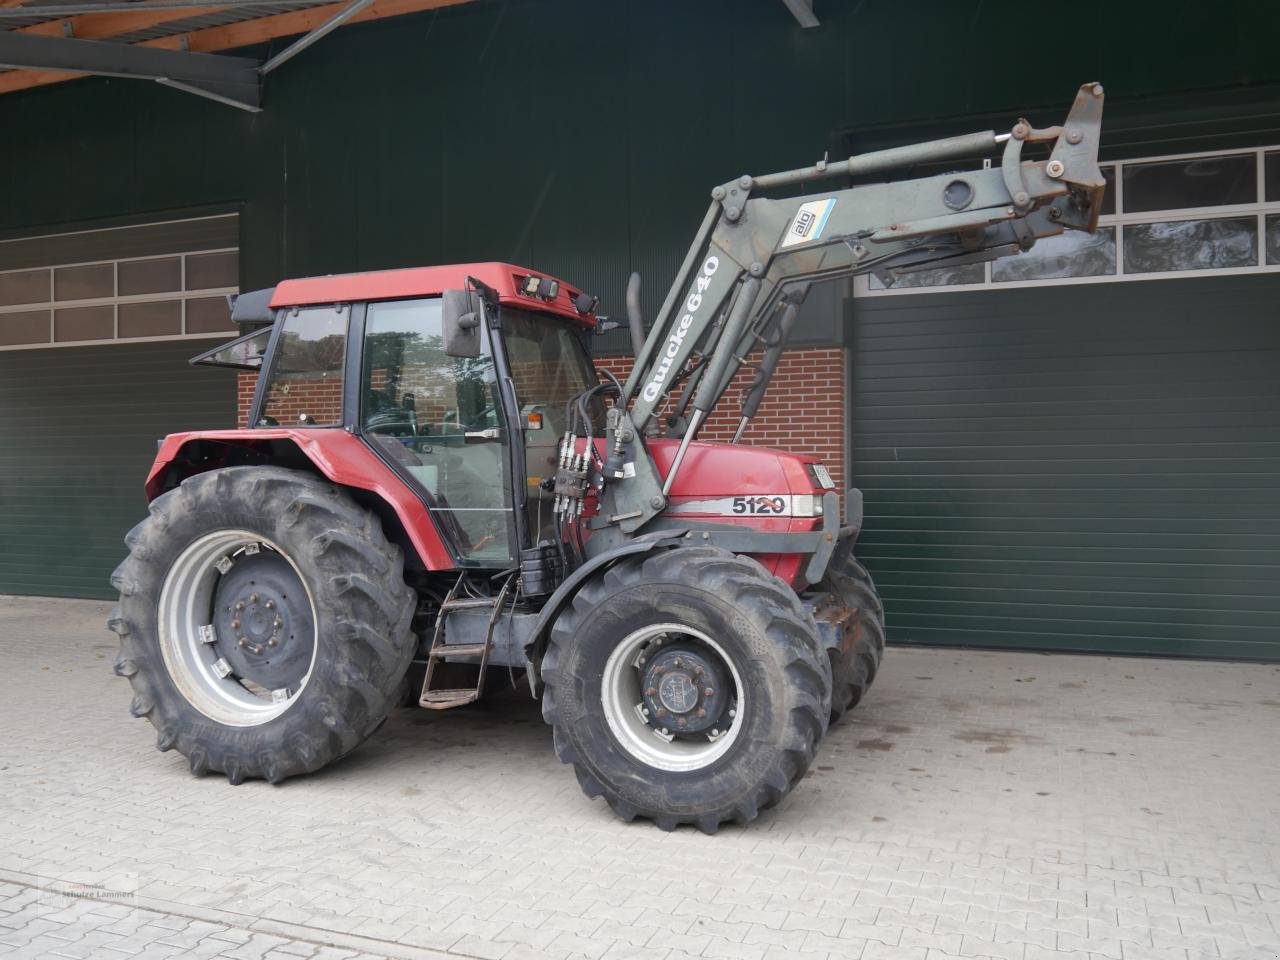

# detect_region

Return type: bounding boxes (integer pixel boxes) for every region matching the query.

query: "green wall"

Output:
[2,0,1278,322]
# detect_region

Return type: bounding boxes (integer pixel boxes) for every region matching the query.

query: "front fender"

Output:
[523,529,687,688]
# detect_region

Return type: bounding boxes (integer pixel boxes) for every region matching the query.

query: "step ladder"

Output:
[418,573,514,710]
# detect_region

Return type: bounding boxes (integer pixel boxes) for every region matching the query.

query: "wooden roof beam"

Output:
[15,3,233,42]
[0,0,471,96]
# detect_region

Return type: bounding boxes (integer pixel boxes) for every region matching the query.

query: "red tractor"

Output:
[111,85,1104,831]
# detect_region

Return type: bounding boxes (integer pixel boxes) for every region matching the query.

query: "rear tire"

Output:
[541,546,830,832]
[820,538,886,723]
[109,466,416,784]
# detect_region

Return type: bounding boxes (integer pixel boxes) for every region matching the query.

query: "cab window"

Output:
[259,305,347,427]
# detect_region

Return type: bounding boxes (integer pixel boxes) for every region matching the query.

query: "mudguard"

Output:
[146,428,455,569]
[523,529,687,687]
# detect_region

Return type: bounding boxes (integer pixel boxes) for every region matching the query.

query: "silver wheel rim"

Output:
[600,623,745,773]
[158,530,318,727]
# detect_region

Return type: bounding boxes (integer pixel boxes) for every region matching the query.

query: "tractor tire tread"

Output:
[542,546,830,833]
[111,466,416,785]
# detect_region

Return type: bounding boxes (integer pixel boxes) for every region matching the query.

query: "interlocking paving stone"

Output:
[1,594,1278,960]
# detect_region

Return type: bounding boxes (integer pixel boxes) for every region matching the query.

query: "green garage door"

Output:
[0,340,234,599]
[851,273,1280,659]
[0,215,239,599]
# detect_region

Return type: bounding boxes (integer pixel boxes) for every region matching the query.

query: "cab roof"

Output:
[269,261,595,327]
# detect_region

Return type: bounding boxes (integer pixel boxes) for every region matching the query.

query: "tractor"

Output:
[110,84,1105,831]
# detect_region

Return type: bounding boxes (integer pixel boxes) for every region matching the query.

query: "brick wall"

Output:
[236,348,846,489]
[595,348,846,491]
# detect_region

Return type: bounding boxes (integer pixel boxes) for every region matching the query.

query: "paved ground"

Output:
[0,595,1277,960]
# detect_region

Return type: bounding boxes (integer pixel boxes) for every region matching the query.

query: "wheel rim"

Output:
[600,623,745,773]
[158,530,318,727]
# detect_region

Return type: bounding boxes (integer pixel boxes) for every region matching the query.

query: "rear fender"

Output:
[146,429,454,571]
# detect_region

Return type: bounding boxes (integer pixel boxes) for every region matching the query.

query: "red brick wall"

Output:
[236,348,846,488]
[595,348,846,491]
[237,371,256,423]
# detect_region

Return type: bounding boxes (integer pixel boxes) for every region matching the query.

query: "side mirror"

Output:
[442,289,482,358]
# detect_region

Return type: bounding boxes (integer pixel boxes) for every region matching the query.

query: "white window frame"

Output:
[854,143,1280,297]
[0,213,239,351]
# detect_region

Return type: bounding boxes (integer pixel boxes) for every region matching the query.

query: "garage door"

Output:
[0,216,239,599]
[849,142,1280,660]
[850,272,1280,660]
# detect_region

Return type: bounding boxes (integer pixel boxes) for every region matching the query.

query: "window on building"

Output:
[858,146,1280,297]
[0,214,239,349]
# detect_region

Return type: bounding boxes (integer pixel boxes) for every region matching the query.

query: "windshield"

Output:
[500,308,601,434]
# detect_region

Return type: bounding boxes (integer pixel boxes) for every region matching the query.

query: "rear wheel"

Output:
[820,538,886,723]
[541,546,830,832]
[109,466,416,783]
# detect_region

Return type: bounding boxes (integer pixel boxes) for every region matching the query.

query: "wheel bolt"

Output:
[696,708,707,718]
[250,594,259,604]
[673,658,682,667]
[231,619,241,629]
[235,602,245,611]
[645,687,657,697]
[265,600,275,610]
[237,638,246,648]
[677,718,687,729]
[704,688,714,698]
[655,707,666,717]
[267,639,277,648]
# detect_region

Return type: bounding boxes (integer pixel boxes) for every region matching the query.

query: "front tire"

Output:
[109,466,416,784]
[541,546,831,832]
[820,538,886,723]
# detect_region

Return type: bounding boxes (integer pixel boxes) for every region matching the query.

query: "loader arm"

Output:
[579,83,1105,534]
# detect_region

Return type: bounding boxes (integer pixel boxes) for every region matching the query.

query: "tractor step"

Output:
[439,597,499,610]
[417,573,514,711]
[419,688,481,709]
[430,642,488,658]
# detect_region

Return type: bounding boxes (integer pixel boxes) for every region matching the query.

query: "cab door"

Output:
[358,297,517,567]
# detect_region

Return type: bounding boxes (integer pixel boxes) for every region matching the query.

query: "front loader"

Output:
[111,83,1105,831]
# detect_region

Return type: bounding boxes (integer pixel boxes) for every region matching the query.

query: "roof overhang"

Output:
[0,0,474,110]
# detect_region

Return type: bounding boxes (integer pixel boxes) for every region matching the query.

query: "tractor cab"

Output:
[195,262,602,572]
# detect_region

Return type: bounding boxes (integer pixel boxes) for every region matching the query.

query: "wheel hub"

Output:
[212,552,314,692]
[640,644,730,736]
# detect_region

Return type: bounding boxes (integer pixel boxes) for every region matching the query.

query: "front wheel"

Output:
[109,466,416,784]
[541,546,831,832]
[820,537,886,723]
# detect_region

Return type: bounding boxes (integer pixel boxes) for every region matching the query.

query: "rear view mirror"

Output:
[442,289,482,358]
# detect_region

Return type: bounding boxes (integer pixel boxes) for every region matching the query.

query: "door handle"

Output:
[464,428,501,440]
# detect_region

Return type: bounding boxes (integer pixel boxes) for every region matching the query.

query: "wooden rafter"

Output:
[16,3,232,41]
[0,0,472,96]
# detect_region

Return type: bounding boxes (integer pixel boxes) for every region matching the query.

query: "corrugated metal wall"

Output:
[850,274,1280,659]
[0,340,233,598]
